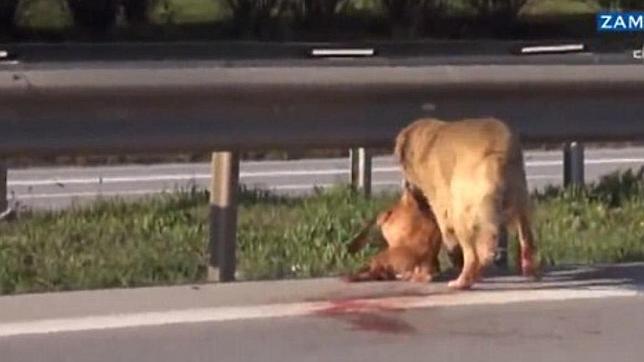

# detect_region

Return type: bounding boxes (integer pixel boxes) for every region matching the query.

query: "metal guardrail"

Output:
[1,63,644,155]
[1,57,644,281]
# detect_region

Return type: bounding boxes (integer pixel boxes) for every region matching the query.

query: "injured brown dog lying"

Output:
[345,184,463,282]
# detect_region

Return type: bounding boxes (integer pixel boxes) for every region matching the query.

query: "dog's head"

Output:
[394,118,445,184]
[377,187,440,250]
[378,186,436,225]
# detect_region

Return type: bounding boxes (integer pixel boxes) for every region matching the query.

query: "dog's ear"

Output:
[403,181,432,213]
[400,186,419,209]
[376,208,394,226]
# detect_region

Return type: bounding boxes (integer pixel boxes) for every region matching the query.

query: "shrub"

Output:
[66,0,119,36]
[0,0,20,35]
[223,0,285,38]
[121,0,151,26]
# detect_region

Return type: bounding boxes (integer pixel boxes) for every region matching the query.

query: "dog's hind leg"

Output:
[473,193,503,280]
[447,222,479,290]
[507,178,540,279]
[515,209,539,279]
[506,152,540,279]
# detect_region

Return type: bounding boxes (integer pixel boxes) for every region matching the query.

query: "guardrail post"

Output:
[208,151,239,282]
[0,161,6,213]
[563,141,585,187]
[350,147,372,197]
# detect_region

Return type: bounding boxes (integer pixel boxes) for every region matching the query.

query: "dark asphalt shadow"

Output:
[460,262,644,293]
[334,263,644,299]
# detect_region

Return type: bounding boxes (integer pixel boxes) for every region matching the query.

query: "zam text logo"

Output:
[597,12,644,32]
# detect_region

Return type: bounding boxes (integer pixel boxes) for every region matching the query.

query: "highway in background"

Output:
[5,146,644,210]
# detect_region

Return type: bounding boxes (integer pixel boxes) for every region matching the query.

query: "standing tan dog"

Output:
[394,117,539,289]
[345,185,462,282]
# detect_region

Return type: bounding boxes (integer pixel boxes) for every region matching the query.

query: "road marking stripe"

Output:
[10,184,380,200]
[528,158,644,167]
[13,189,171,200]
[8,166,405,186]
[267,175,557,191]
[11,175,558,200]
[7,148,644,175]
[8,157,644,187]
[0,286,637,338]
[270,181,396,191]
[311,48,376,57]
[9,169,359,186]
[520,44,585,54]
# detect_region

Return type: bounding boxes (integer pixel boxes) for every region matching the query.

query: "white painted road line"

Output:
[527,158,644,167]
[269,181,397,191]
[11,175,559,200]
[0,286,637,338]
[269,175,558,191]
[12,183,389,200]
[12,189,173,200]
[7,157,644,188]
[9,174,208,187]
[8,168,357,187]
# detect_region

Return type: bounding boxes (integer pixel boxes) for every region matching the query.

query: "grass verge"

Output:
[1,168,643,296]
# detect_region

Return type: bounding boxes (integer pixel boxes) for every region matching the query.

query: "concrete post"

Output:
[350,147,372,197]
[208,151,240,282]
[563,141,585,187]
[0,161,6,213]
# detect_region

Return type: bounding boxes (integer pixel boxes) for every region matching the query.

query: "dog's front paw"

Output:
[447,278,473,290]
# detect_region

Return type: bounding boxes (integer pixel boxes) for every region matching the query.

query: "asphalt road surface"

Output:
[5,146,644,209]
[1,263,643,362]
